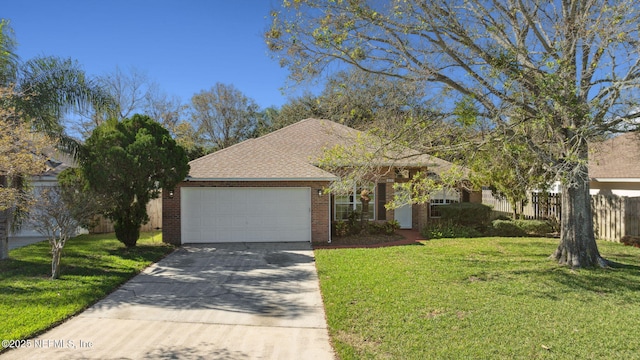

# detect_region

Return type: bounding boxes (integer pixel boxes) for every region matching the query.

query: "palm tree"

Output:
[0,20,18,86]
[15,56,113,153]
[0,19,114,260]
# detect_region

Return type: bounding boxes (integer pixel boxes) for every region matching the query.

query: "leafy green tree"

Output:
[469,138,550,220]
[171,121,208,161]
[318,69,433,130]
[272,92,324,130]
[252,106,280,137]
[81,114,189,247]
[270,69,435,133]
[266,0,640,268]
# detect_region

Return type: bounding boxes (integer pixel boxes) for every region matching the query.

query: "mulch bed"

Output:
[312,232,422,249]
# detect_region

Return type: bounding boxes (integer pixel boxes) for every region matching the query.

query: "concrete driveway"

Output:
[2,243,335,359]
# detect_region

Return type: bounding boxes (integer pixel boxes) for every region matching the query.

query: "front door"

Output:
[395,203,412,229]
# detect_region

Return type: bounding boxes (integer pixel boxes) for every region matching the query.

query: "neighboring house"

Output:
[163,118,481,245]
[9,154,85,243]
[11,151,163,243]
[589,132,640,197]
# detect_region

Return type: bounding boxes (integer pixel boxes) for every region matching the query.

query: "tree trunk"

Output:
[114,221,140,248]
[51,243,62,280]
[0,174,9,260]
[360,189,371,232]
[551,166,606,268]
[0,209,9,260]
[360,200,370,229]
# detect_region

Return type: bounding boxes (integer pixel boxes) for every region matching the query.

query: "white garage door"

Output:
[181,187,311,243]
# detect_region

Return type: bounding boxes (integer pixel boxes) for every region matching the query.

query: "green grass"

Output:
[314,238,640,359]
[0,232,174,341]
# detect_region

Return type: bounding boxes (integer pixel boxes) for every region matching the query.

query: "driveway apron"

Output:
[2,243,335,359]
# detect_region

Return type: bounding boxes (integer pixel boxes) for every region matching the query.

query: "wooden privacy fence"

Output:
[592,195,640,242]
[482,189,640,242]
[90,197,163,234]
[481,189,561,220]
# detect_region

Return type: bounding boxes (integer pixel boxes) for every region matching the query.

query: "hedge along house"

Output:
[162,118,478,245]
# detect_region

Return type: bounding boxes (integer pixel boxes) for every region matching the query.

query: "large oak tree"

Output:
[266,0,640,267]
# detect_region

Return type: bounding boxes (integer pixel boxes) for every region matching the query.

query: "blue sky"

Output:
[3,0,300,109]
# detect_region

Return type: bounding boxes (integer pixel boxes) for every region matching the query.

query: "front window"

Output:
[335,184,376,221]
[429,188,460,218]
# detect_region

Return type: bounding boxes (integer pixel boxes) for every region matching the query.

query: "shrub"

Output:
[434,202,492,230]
[621,236,640,248]
[346,211,362,235]
[489,219,554,237]
[333,211,365,237]
[513,219,553,236]
[421,221,482,239]
[490,220,528,237]
[334,219,400,237]
[492,214,512,221]
[383,220,401,234]
[366,220,401,235]
[334,220,350,237]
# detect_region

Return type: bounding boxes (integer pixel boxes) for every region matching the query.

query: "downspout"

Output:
[327,193,332,244]
[327,191,332,244]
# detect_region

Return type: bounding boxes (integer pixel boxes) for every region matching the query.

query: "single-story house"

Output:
[590,132,640,197]
[162,118,480,244]
[9,155,78,241]
[12,149,162,244]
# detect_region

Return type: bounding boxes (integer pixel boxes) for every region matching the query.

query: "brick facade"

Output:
[163,172,483,246]
[162,180,331,245]
[377,171,483,231]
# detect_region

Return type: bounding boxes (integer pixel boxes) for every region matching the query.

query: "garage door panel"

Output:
[181,187,311,243]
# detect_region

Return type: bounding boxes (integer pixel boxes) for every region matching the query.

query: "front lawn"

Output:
[0,232,174,342]
[315,238,640,359]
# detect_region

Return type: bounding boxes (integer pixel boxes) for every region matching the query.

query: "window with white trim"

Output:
[429,188,460,218]
[335,183,376,220]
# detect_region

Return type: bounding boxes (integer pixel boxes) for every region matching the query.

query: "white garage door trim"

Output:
[181,187,311,243]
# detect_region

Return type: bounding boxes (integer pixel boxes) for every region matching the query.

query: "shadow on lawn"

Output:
[464,246,640,304]
[506,260,640,303]
[550,267,640,299]
[106,243,175,258]
[1,245,174,292]
[0,259,51,278]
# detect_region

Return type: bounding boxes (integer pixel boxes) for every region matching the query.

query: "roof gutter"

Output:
[184,177,338,182]
[592,178,640,183]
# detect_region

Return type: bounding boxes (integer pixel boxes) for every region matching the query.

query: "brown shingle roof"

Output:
[589,132,640,179]
[188,118,455,180]
[188,137,337,180]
